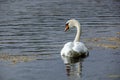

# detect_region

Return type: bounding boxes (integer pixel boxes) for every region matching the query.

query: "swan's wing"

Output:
[61,42,73,56]
[72,42,88,53]
[61,42,89,57]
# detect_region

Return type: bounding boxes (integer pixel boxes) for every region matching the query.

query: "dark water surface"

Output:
[0,0,120,80]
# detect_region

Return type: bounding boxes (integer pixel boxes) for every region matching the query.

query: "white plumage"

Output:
[61,19,89,57]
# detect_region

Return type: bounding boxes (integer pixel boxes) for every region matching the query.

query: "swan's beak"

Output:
[64,24,69,32]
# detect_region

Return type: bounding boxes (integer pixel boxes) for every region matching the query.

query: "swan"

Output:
[61,19,89,57]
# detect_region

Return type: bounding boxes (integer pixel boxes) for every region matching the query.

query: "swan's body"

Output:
[61,19,89,57]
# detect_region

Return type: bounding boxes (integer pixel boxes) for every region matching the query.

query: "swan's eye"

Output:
[65,23,69,26]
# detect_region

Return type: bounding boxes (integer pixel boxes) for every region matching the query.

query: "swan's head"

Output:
[65,19,80,31]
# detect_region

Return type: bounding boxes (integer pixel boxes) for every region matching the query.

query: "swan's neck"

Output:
[74,24,81,42]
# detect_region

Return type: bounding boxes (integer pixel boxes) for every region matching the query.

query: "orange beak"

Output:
[64,24,69,32]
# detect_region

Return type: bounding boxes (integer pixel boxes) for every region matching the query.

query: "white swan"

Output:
[61,19,89,57]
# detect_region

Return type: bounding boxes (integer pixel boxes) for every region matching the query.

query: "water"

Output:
[0,0,120,80]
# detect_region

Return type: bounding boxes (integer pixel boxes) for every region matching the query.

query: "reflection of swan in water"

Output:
[61,56,88,80]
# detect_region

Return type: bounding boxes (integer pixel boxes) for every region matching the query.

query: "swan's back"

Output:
[61,42,88,57]
[73,42,88,53]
